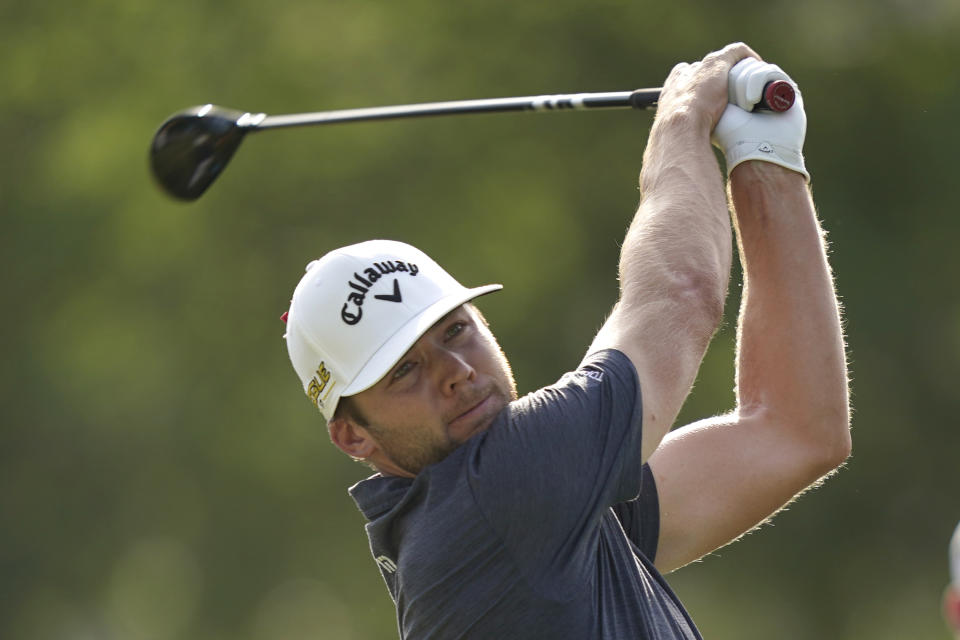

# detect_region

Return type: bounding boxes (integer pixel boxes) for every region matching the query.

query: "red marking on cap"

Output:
[280,311,289,324]
[764,80,795,112]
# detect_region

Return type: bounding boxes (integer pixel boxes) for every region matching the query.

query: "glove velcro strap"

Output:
[724,139,810,182]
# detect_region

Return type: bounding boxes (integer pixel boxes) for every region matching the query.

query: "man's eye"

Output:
[446,322,466,339]
[393,361,416,380]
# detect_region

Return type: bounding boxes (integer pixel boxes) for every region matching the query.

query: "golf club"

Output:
[149,81,794,202]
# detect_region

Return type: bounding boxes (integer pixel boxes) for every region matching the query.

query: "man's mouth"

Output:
[447,391,496,439]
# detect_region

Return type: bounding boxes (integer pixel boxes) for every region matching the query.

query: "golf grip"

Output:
[629,80,795,112]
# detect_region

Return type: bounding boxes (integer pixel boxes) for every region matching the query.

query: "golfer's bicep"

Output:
[588,301,713,461]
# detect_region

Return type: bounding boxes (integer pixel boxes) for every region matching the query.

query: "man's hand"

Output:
[712,58,809,181]
[655,42,763,135]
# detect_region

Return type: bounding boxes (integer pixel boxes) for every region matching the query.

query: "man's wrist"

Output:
[730,160,808,188]
[641,110,720,192]
[651,108,713,144]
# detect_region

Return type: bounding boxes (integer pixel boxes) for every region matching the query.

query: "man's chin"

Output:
[449,390,510,443]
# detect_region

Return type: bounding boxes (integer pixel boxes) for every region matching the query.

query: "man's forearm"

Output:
[621,112,732,317]
[729,162,850,462]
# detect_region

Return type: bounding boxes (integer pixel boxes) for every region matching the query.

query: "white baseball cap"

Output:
[283,239,502,421]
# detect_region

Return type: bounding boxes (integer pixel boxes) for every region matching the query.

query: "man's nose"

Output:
[434,347,476,394]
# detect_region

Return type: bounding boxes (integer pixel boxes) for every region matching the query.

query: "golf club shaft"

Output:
[150,82,794,201]
[250,89,662,130]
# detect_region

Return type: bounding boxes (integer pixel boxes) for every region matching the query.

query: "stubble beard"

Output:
[374,347,517,476]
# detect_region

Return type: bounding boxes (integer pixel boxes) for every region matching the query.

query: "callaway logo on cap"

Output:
[283,239,502,422]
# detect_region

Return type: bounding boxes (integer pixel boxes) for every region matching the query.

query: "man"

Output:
[282,42,851,638]
[946,522,960,638]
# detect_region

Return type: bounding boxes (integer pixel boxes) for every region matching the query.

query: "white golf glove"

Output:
[712,57,809,181]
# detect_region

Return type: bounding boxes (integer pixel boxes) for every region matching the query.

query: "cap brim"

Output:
[341,284,502,397]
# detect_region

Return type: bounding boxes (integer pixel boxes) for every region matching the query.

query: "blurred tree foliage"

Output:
[3,0,960,638]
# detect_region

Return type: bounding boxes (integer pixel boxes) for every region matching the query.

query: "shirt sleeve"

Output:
[466,349,646,594]
[611,463,660,562]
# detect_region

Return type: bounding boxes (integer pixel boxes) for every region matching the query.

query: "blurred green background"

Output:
[3,0,960,638]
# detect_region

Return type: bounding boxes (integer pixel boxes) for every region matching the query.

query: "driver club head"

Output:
[149,105,259,201]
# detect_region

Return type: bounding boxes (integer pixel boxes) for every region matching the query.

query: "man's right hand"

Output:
[654,42,764,135]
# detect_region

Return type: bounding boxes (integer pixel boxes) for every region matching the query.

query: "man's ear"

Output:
[328,417,376,460]
[944,586,960,632]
